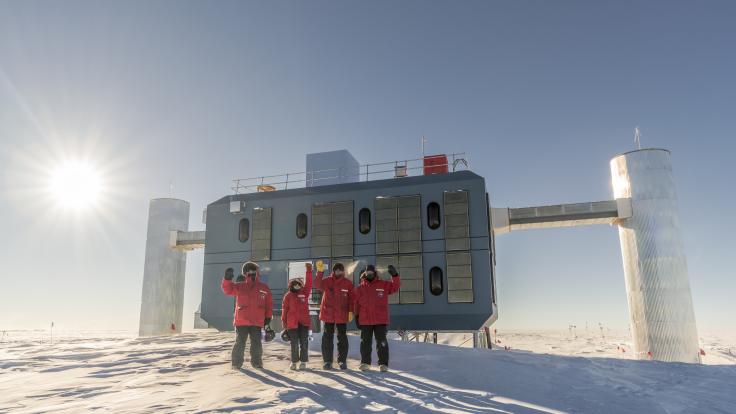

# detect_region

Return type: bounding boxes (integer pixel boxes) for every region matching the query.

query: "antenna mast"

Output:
[634,127,642,150]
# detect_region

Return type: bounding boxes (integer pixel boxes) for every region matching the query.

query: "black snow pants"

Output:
[288,324,310,363]
[322,323,348,364]
[232,325,263,368]
[360,324,389,366]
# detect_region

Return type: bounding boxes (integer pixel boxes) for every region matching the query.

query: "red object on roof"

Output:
[423,154,449,175]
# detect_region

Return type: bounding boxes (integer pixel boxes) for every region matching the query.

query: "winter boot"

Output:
[299,362,307,370]
[359,363,370,371]
[323,362,333,370]
[339,362,348,370]
[290,362,298,370]
[379,364,389,372]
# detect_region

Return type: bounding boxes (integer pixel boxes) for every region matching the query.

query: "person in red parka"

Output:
[354,264,400,372]
[281,262,313,370]
[314,260,355,370]
[221,261,274,370]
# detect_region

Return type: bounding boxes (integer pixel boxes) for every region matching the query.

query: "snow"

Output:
[1,330,734,413]
[431,330,736,365]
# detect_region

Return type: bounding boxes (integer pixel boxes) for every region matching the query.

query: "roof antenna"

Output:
[634,126,642,150]
[421,135,427,157]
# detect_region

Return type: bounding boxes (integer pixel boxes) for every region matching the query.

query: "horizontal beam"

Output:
[492,198,632,235]
[169,230,206,251]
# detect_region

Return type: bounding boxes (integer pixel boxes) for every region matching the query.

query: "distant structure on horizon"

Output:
[138,147,700,363]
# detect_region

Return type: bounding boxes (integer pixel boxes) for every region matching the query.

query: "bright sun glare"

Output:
[48,161,103,210]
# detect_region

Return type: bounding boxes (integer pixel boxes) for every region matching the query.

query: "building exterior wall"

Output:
[201,170,496,332]
[306,150,360,187]
[611,149,700,363]
[139,198,190,336]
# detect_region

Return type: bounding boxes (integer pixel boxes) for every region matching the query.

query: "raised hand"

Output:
[224,268,234,280]
[388,265,398,276]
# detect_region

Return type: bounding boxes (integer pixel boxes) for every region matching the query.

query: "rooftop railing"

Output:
[231,153,469,194]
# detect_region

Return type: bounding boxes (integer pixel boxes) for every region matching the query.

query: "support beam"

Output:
[491,198,632,235]
[170,230,206,251]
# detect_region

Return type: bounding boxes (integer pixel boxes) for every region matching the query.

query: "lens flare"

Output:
[47,160,103,209]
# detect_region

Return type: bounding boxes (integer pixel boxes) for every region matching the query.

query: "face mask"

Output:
[364,271,375,281]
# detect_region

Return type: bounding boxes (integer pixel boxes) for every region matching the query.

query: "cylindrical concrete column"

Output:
[139,198,190,336]
[610,149,700,363]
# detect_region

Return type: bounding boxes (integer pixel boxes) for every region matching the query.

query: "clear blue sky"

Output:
[1,1,734,333]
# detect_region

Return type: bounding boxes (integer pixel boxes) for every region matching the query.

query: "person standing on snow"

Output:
[354,264,400,372]
[221,261,274,370]
[314,260,355,370]
[281,262,314,370]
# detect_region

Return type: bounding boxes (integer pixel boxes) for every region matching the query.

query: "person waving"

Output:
[221,261,274,370]
[354,264,400,372]
[281,262,314,370]
[314,260,355,370]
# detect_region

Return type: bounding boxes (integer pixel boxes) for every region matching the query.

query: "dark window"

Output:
[296,213,308,239]
[429,266,443,296]
[359,208,371,234]
[238,218,250,242]
[427,202,441,229]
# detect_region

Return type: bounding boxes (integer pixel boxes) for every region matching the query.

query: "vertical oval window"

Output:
[427,202,441,229]
[429,266,443,296]
[296,213,308,239]
[359,208,371,234]
[238,218,250,242]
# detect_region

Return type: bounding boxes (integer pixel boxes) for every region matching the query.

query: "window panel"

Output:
[250,208,272,261]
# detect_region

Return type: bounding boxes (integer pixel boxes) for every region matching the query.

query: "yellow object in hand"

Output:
[348,312,354,322]
[316,260,325,273]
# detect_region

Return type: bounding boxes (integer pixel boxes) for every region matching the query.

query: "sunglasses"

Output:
[245,271,257,277]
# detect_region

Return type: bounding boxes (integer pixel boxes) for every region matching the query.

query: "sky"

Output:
[0,1,734,334]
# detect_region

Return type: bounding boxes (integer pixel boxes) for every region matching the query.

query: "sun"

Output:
[47,160,103,210]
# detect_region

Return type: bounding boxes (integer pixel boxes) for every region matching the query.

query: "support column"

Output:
[610,149,700,363]
[139,198,190,336]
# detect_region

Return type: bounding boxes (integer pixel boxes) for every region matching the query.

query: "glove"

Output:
[264,324,276,342]
[224,268,234,280]
[348,312,354,322]
[235,274,245,282]
[354,314,361,329]
[305,262,313,272]
[281,330,290,342]
[316,260,325,273]
[264,317,272,327]
[388,265,398,277]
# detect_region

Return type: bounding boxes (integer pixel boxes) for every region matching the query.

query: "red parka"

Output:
[354,273,400,326]
[315,271,355,324]
[221,273,273,327]
[281,269,314,330]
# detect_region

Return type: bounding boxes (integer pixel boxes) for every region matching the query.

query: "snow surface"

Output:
[1,330,734,413]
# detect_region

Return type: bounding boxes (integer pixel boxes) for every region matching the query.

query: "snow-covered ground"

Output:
[432,329,736,365]
[1,330,734,413]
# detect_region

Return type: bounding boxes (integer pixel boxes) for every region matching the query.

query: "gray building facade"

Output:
[201,170,497,332]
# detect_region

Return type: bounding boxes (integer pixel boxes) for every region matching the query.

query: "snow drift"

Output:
[0,330,734,413]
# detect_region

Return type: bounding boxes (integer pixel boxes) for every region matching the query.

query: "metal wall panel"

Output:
[374,254,424,304]
[446,251,473,303]
[251,208,272,261]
